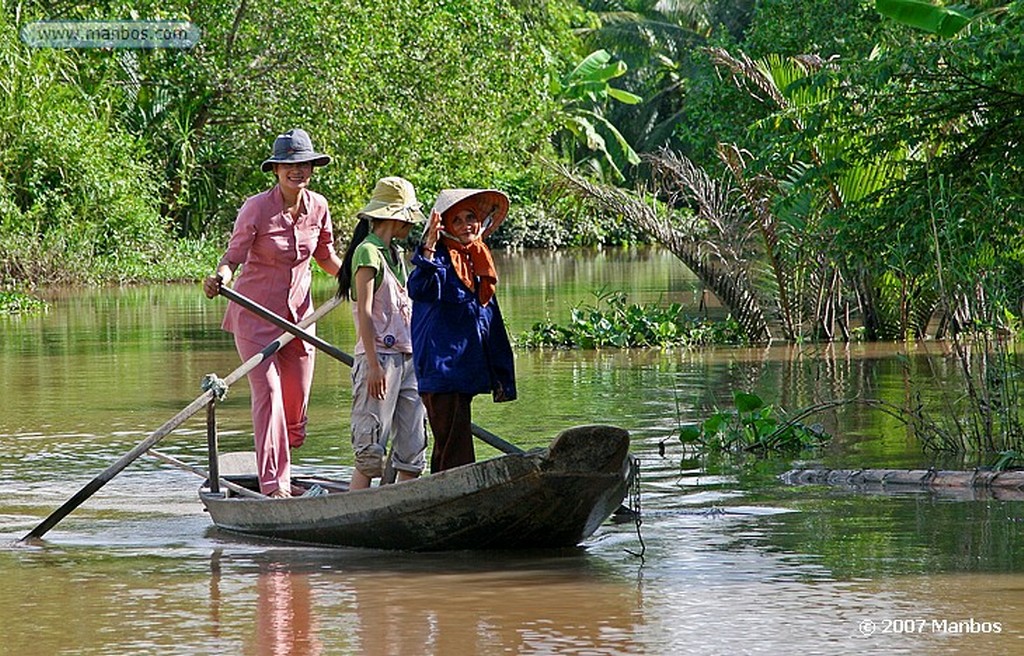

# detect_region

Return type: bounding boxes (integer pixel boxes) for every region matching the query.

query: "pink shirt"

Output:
[222,185,337,346]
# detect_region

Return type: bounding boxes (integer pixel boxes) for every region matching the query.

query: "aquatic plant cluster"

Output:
[900,338,1024,463]
[679,391,830,456]
[0,291,46,315]
[516,290,746,349]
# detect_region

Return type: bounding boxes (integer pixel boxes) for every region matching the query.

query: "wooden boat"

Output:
[19,289,635,547]
[200,424,635,551]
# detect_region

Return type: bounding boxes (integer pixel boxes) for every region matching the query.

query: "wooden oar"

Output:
[219,285,526,456]
[220,285,353,366]
[148,448,265,499]
[20,294,343,542]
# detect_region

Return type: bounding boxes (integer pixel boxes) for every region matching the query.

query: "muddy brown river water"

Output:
[2,248,1022,654]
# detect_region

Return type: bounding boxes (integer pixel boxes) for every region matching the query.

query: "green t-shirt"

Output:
[351,233,407,301]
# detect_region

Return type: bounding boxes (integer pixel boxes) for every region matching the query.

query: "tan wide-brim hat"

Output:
[432,188,510,239]
[357,177,426,224]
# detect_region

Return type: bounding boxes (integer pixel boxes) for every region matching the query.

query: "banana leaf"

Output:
[876,0,974,38]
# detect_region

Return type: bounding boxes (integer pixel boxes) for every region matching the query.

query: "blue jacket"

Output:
[408,245,517,401]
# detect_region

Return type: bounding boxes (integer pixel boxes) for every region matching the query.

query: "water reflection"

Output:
[348,566,641,655]
[6,248,1024,653]
[496,246,705,328]
[208,548,644,656]
[253,567,322,656]
[209,550,325,655]
[759,491,1024,578]
[5,534,1022,654]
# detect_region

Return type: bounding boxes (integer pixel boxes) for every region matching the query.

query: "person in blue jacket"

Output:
[408,188,517,472]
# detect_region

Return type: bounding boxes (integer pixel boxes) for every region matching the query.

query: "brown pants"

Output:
[420,392,475,473]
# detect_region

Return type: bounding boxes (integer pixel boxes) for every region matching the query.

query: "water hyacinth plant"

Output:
[517,289,745,349]
[679,391,830,456]
[0,291,47,315]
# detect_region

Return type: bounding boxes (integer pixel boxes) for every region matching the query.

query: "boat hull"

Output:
[201,424,633,550]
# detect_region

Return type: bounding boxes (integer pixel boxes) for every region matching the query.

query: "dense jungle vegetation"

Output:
[5,0,1024,457]
[3,0,1024,345]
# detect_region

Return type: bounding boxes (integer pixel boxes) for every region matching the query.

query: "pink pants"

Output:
[235,335,315,495]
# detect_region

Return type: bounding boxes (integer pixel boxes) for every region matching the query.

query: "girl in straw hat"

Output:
[337,177,428,489]
[408,188,517,473]
[203,128,340,498]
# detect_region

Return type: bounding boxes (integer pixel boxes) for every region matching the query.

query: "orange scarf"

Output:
[442,237,498,306]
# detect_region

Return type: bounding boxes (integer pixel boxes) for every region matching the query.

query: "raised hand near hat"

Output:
[422,209,442,256]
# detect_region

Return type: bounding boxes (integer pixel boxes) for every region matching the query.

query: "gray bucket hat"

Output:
[433,188,510,238]
[357,177,426,224]
[261,128,331,172]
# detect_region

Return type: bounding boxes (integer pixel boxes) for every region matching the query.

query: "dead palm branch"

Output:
[716,144,800,339]
[555,161,777,342]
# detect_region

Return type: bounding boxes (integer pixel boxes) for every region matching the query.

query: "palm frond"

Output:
[717,143,799,339]
[553,161,777,343]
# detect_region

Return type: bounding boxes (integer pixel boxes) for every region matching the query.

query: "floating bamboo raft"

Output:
[780,468,1024,501]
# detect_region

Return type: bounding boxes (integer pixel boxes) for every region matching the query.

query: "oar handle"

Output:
[471,424,524,454]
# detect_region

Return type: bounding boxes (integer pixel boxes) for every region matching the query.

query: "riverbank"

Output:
[1,236,225,314]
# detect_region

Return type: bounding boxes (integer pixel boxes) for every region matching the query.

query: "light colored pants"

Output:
[351,352,426,478]
[236,335,314,495]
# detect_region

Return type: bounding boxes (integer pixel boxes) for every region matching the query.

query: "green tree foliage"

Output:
[575,0,726,165]
[573,1,887,172]
[560,49,901,342]
[832,1,1024,337]
[742,0,886,58]
[706,49,926,341]
[0,10,169,286]
[875,0,974,37]
[4,0,583,254]
[562,0,1024,346]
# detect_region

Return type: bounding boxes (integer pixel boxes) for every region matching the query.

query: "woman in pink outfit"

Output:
[203,128,342,498]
